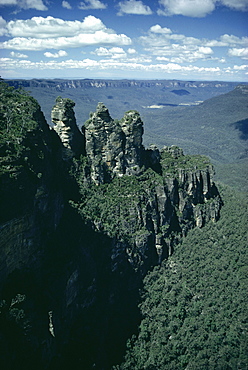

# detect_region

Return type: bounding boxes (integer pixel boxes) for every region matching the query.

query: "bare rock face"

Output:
[84,102,125,184]
[119,110,144,175]
[51,96,85,159]
[84,103,145,184]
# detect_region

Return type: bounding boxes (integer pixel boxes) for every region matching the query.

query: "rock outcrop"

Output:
[0,85,222,370]
[71,104,222,272]
[83,103,144,184]
[52,96,85,159]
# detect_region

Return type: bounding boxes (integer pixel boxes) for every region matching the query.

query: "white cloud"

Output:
[156,56,169,61]
[198,46,213,55]
[219,58,226,63]
[0,31,132,50]
[44,50,68,58]
[154,45,213,63]
[62,1,72,9]
[140,25,248,64]
[228,47,248,59]
[0,0,48,10]
[92,46,110,56]
[10,51,28,58]
[93,46,126,55]
[93,46,127,59]
[118,0,153,15]
[157,0,248,17]
[78,0,107,10]
[158,0,215,17]
[127,48,136,54]
[221,0,248,11]
[233,64,248,70]
[205,34,248,47]
[150,24,172,34]
[0,57,225,75]
[1,56,247,80]
[6,16,107,38]
[1,15,132,51]
[220,34,248,45]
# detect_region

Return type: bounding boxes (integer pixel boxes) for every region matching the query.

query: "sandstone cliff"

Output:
[66,102,221,274]
[0,84,222,369]
[51,96,85,159]
[83,103,144,184]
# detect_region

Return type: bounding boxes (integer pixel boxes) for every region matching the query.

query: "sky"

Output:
[0,0,247,81]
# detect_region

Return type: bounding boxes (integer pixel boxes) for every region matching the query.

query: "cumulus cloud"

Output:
[127,48,136,54]
[44,50,68,58]
[78,0,107,10]
[157,0,215,17]
[6,16,107,38]
[0,0,48,11]
[1,15,132,51]
[233,64,248,70]
[118,0,153,15]
[10,51,28,58]
[0,31,132,50]
[154,45,214,63]
[0,56,232,77]
[62,1,72,9]
[93,46,127,58]
[140,25,248,63]
[220,34,248,45]
[150,24,172,34]
[157,0,248,17]
[140,29,200,49]
[228,47,248,59]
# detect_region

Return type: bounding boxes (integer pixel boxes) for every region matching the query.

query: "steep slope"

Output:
[69,103,221,276]
[0,83,222,369]
[142,84,248,191]
[118,186,248,370]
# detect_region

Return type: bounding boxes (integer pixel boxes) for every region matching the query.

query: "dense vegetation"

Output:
[0,82,40,174]
[0,80,247,369]
[0,81,61,222]
[117,185,248,369]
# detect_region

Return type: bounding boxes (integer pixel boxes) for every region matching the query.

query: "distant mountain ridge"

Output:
[4,79,248,191]
[6,78,240,91]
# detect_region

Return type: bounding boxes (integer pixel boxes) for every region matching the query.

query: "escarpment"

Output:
[0,84,222,370]
[69,102,222,271]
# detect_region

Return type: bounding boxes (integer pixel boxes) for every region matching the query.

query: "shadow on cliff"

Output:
[0,201,144,370]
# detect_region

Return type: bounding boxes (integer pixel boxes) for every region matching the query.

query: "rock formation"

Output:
[0,84,222,370]
[71,103,222,272]
[83,103,144,184]
[52,96,85,159]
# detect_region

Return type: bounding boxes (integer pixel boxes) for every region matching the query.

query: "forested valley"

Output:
[0,80,247,369]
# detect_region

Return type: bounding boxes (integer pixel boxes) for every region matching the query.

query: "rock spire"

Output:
[84,103,145,184]
[51,96,85,159]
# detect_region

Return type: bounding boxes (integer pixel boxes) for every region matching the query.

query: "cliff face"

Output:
[6,78,237,91]
[72,103,221,271]
[0,83,222,369]
[51,96,85,159]
[83,103,144,184]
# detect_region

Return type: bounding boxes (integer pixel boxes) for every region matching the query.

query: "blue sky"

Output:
[0,0,247,81]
